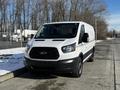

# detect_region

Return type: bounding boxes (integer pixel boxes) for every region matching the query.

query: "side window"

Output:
[79,25,85,44]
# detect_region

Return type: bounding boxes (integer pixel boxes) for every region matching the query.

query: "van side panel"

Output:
[77,22,95,61]
[84,23,95,42]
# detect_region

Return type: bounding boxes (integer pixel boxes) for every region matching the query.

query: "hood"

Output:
[30,38,76,48]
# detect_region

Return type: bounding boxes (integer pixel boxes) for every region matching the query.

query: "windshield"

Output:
[35,23,79,39]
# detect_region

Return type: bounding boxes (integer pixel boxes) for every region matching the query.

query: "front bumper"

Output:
[24,57,79,72]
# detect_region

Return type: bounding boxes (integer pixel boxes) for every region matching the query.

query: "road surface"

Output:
[0,38,120,90]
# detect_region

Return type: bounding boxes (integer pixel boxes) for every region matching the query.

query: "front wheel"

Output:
[72,57,83,77]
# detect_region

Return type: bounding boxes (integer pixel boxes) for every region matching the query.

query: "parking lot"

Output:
[0,38,120,90]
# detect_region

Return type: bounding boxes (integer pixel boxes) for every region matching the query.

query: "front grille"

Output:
[29,47,59,59]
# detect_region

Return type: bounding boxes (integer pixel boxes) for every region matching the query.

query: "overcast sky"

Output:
[105,0,120,31]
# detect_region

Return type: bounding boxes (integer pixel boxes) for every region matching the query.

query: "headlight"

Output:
[25,44,31,53]
[62,43,76,53]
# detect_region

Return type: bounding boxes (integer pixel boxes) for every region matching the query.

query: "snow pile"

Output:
[0,48,25,76]
[96,40,103,43]
[106,37,114,40]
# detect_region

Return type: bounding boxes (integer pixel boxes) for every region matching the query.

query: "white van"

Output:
[24,21,95,77]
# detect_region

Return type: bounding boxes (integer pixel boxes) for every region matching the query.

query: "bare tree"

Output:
[0,0,108,40]
[50,0,65,22]
[0,0,8,34]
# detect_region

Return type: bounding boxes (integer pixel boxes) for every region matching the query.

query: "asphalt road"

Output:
[0,38,120,90]
[112,38,120,90]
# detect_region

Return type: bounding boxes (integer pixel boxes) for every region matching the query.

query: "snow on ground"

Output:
[96,38,114,43]
[0,48,25,76]
[96,40,103,43]
[106,37,114,40]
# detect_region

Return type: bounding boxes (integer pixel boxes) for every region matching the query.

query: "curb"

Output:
[0,67,27,83]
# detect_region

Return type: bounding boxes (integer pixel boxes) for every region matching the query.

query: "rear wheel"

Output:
[88,54,94,62]
[72,57,83,77]
[88,49,95,62]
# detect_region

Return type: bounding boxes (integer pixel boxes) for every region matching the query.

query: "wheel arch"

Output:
[79,53,84,61]
[93,47,95,51]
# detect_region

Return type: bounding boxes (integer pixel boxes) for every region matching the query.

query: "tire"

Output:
[72,57,83,77]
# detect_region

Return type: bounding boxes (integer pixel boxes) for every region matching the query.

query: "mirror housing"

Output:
[30,34,34,39]
[82,33,89,42]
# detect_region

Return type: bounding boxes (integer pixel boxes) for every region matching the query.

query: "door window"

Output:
[79,25,85,43]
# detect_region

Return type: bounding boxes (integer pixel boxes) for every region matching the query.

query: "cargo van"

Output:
[24,21,95,77]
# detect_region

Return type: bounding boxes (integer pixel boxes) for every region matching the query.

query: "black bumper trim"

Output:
[24,57,79,72]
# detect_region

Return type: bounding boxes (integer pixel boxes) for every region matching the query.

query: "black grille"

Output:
[29,47,59,59]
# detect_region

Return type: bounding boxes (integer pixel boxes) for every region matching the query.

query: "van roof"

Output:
[44,21,87,25]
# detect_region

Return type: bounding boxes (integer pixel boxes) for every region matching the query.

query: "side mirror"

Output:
[82,33,89,42]
[30,34,34,39]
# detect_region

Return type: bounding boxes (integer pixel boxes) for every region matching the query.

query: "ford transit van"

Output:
[24,21,95,77]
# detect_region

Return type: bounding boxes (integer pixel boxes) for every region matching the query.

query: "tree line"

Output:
[0,0,108,39]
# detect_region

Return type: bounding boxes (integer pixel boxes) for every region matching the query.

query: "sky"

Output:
[104,0,120,31]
